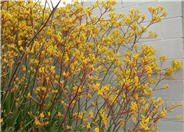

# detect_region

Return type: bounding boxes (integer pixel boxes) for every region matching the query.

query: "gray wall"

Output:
[119,1,184,132]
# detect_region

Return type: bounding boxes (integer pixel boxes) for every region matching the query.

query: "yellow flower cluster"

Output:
[1,0,182,131]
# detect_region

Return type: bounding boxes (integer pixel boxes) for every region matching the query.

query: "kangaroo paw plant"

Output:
[1,0,183,131]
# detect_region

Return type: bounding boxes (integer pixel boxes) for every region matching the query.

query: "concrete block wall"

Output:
[84,0,184,131]
[117,1,184,131]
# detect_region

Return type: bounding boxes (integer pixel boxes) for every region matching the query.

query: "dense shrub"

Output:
[1,0,182,131]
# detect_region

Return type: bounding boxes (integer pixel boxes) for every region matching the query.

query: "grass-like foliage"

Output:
[1,0,183,131]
